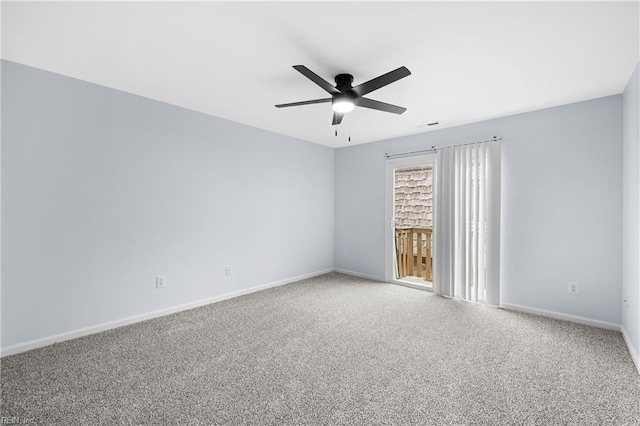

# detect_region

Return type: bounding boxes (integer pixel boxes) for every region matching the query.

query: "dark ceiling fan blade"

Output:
[332,112,344,125]
[355,97,407,114]
[293,65,340,95]
[352,66,411,97]
[275,98,331,108]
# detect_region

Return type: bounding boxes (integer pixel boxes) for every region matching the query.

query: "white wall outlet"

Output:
[225,266,232,276]
[568,281,579,295]
[156,276,166,289]
[342,249,347,257]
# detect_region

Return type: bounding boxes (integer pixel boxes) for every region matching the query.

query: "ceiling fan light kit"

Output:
[332,94,355,113]
[275,65,411,126]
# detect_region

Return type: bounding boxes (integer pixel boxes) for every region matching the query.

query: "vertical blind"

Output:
[433,140,501,305]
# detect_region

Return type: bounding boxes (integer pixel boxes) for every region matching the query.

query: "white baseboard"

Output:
[1,268,333,358]
[333,268,382,282]
[621,327,640,375]
[500,303,621,331]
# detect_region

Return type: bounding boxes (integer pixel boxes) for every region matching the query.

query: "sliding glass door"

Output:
[385,154,435,289]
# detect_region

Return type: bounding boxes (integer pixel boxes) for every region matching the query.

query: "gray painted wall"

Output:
[623,61,640,358]
[335,95,623,325]
[1,61,335,348]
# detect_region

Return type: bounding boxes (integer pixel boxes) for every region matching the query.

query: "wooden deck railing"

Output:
[395,227,433,282]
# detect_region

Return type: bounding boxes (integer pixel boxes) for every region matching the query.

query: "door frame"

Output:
[384,154,435,290]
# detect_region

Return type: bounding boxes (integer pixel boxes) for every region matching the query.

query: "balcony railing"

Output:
[395,227,432,282]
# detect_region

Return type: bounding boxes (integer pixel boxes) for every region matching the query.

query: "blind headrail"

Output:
[384,136,502,159]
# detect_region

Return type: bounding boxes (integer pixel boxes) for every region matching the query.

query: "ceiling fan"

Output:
[275,65,411,125]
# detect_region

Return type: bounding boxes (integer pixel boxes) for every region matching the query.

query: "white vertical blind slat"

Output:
[485,142,501,305]
[464,146,472,300]
[477,144,487,302]
[471,144,480,302]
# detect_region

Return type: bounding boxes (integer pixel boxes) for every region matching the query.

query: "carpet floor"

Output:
[1,272,639,425]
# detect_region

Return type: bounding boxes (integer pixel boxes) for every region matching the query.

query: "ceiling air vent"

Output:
[417,121,439,128]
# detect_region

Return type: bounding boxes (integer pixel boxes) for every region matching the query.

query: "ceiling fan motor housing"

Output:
[333,74,356,110]
[335,73,354,91]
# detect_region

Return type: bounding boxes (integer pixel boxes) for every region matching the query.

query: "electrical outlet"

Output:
[156,276,166,289]
[568,281,579,295]
[225,266,232,276]
[342,249,347,257]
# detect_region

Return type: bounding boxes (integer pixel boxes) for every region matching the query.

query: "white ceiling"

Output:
[2,1,639,148]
